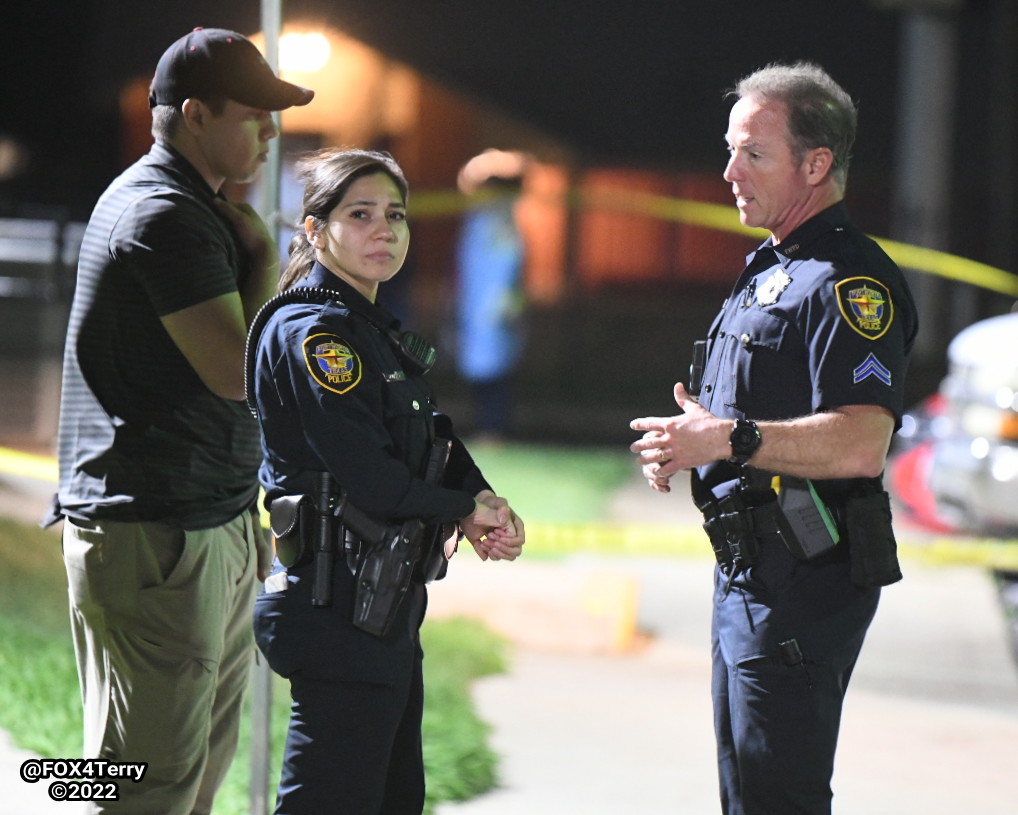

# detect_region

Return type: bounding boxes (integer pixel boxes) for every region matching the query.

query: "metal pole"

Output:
[251,4,282,812]
[891,9,960,363]
[260,0,283,235]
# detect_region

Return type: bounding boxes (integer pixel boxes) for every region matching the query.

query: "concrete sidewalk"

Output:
[433,554,1018,815]
[431,471,1018,814]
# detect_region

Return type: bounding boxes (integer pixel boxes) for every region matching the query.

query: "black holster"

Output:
[349,512,426,637]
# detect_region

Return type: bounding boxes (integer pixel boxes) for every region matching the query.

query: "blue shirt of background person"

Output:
[454,186,525,382]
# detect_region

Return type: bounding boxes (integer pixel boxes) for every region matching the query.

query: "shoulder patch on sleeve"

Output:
[835,276,894,340]
[303,333,362,394]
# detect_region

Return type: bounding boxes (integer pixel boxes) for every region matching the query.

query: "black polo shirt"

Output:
[52,142,260,529]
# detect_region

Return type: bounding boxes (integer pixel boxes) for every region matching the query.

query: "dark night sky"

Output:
[1,1,902,212]
[317,0,903,170]
[1,0,1014,275]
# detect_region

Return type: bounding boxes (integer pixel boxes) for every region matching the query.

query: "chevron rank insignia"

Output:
[853,352,892,386]
[303,333,362,394]
[835,277,894,339]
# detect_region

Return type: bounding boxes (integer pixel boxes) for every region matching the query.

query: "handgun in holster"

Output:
[269,439,454,636]
[347,438,453,636]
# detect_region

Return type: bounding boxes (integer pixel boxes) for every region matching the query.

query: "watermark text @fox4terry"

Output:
[20,758,147,803]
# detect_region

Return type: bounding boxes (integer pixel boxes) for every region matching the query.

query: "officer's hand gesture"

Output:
[629,382,729,492]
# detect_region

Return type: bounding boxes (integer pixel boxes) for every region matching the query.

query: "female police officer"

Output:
[248,148,524,814]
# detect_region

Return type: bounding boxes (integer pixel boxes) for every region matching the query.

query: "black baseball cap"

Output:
[148,27,314,111]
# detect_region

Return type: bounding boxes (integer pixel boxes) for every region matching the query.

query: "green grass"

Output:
[0,620,80,758]
[466,441,636,523]
[0,516,507,815]
[0,518,80,758]
[0,441,638,813]
[2,442,1016,814]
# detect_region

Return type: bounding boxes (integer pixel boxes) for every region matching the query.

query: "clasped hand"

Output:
[461,490,526,561]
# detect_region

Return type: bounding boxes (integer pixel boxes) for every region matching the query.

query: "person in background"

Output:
[47,27,313,814]
[249,147,525,814]
[453,149,529,442]
[630,62,918,814]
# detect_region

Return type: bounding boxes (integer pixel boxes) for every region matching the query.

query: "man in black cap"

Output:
[48,28,313,814]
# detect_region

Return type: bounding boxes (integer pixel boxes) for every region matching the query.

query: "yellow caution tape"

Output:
[523,520,1018,568]
[872,237,1018,299]
[0,447,58,482]
[411,187,1018,298]
[2,447,1014,567]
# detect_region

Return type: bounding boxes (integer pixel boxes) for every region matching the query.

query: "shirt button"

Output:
[740,333,751,346]
[704,385,713,393]
[412,400,420,411]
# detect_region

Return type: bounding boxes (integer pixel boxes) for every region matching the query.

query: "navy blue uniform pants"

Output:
[274,658,425,815]
[255,559,428,815]
[711,542,880,815]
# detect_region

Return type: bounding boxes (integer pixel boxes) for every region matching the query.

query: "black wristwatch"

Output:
[727,419,762,465]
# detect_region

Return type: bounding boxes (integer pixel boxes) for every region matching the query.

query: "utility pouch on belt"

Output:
[270,494,315,569]
[414,523,457,584]
[701,493,761,571]
[844,489,902,587]
[772,476,840,561]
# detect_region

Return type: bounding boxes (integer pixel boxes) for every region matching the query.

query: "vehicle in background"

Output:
[891,312,1018,535]
[888,311,1018,668]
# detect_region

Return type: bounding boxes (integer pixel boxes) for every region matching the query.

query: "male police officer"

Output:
[49,28,312,814]
[631,62,918,814]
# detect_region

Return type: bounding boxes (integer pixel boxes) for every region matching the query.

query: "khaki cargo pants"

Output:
[62,510,259,815]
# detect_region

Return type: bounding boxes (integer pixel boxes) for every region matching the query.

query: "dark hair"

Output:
[729,61,857,189]
[150,97,229,142]
[278,148,409,292]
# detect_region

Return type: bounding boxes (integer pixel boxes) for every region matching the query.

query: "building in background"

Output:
[3,1,1017,445]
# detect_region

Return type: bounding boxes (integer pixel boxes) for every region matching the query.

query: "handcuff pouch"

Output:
[270,494,315,568]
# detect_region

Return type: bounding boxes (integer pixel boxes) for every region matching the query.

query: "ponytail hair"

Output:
[278,148,409,292]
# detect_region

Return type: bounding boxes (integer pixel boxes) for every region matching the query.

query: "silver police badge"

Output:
[757,269,791,306]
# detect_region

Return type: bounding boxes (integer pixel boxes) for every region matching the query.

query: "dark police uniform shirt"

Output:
[695,201,919,509]
[51,142,260,530]
[251,263,491,684]
[252,262,489,523]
